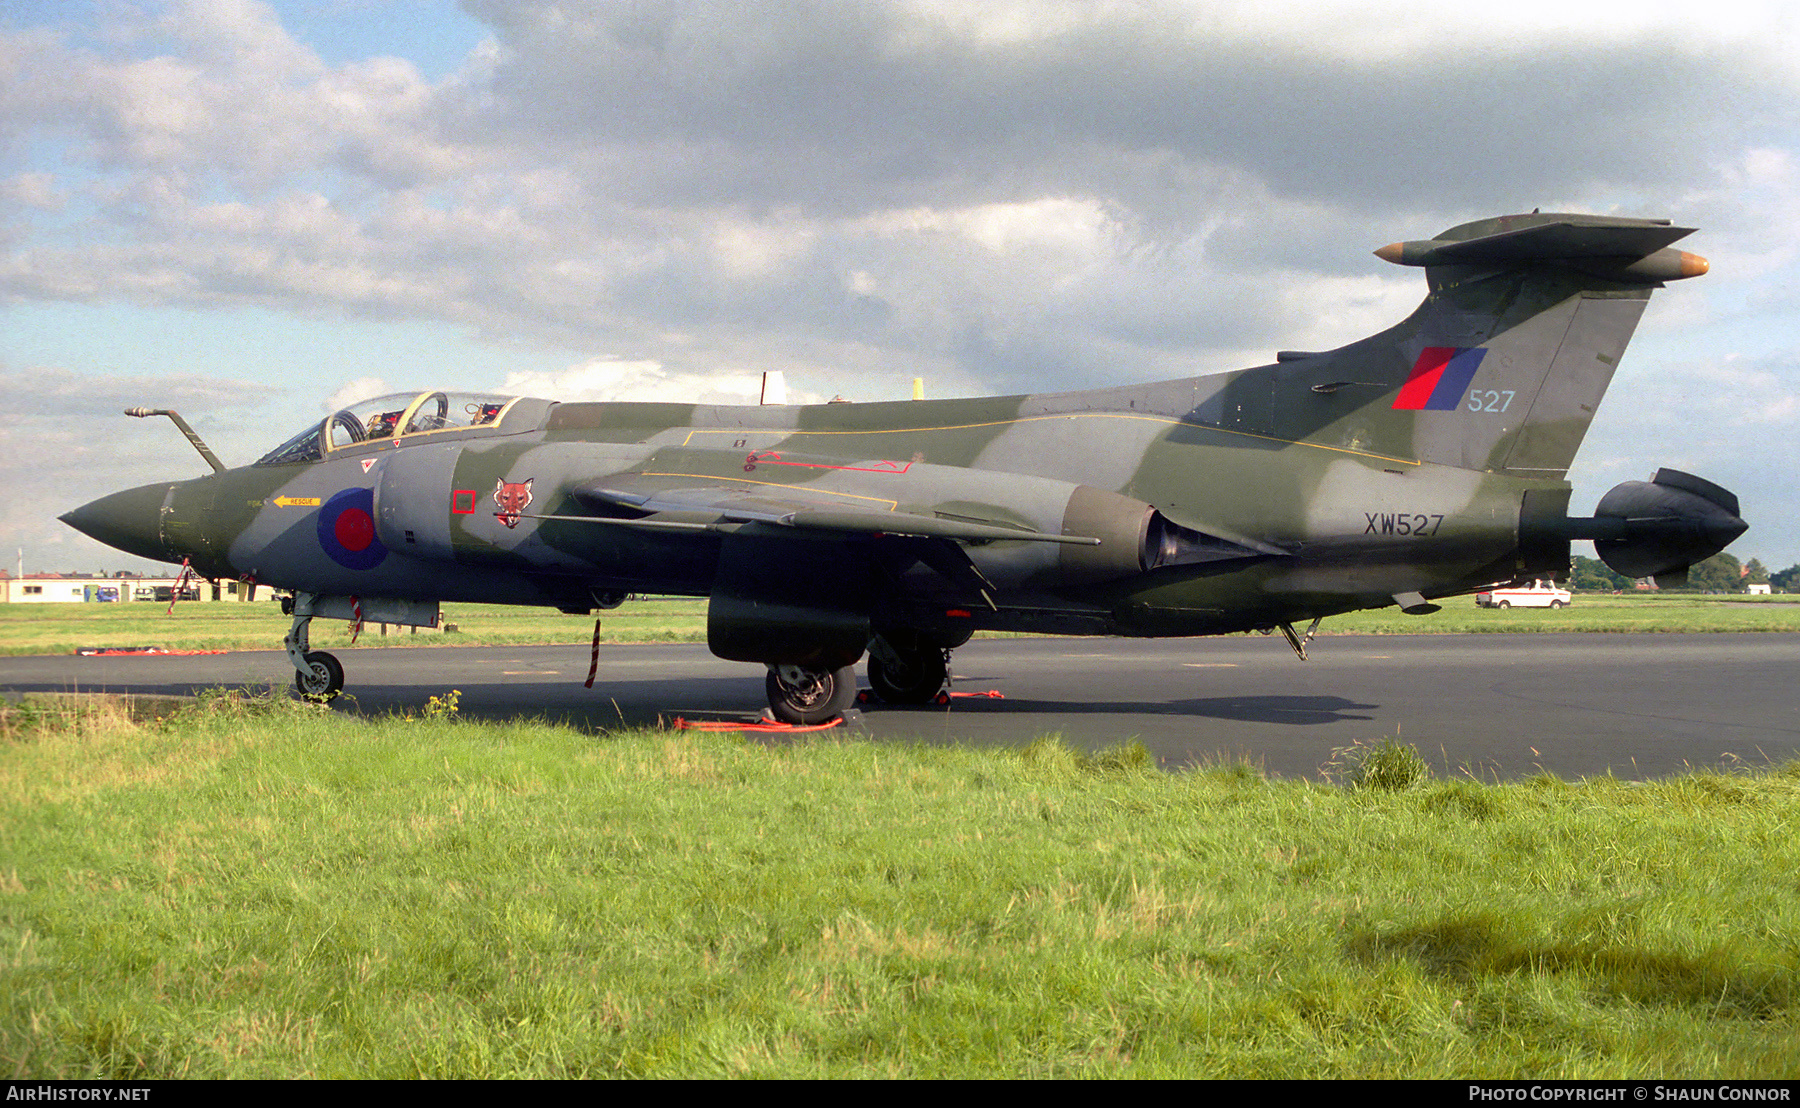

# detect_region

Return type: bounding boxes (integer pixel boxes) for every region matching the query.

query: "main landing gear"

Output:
[764,641,954,721]
[283,594,344,701]
[866,631,950,705]
[765,664,857,724]
[762,632,955,722]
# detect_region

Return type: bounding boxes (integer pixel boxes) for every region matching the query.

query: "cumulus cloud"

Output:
[0,366,272,417]
[323,376,395,411]
[461,0,1792,215]
[1569,348,1800,557]
[8,0,1796,396]
[0,363,276,572]
[496,358,825,405]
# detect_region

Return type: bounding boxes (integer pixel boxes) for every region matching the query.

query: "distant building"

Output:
[1,573,92,603]
[0,572,277,603]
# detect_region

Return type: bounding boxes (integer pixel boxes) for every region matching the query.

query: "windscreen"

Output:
[255,391,520,465]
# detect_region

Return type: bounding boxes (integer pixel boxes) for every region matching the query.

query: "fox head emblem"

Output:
[494,478,533,529]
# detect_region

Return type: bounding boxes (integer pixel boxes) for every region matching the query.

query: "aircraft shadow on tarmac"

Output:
[8,674,1375,732]
[405,679,1383,730]
[889,693,1380,726]
[433,679,1380,730]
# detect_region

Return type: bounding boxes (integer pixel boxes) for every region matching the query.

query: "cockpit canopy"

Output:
[257,391,522,466]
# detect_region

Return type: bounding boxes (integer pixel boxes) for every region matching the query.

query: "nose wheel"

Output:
[284,592,345,701]
[295,650,344,701]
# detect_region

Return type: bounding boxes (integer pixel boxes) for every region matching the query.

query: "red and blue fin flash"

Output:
[1393,347,1488,411]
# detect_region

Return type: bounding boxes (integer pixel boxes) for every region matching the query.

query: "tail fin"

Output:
[1268,213,1706,476]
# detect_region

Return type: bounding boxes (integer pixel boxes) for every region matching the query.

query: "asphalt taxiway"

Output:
[5,633,1795,779]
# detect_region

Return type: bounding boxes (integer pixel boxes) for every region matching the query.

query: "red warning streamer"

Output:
[671,716,844,733]
[584,618,601,688]
[166,558,193,615]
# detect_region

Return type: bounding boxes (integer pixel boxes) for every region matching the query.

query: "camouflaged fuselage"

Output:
[152,367,1569,640]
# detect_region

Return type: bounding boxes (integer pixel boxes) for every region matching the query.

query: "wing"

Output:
[511,474,1102,546]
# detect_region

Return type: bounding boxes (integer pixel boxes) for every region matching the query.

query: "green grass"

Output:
[2,593,1797,657]
[0,598,709,656]
[1324,593,1800,634]
[3,691,1797,1078]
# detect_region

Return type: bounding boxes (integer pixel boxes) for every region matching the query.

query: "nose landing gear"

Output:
[283,596,344,701]
[295,650,344,701]
[276,593,439,703]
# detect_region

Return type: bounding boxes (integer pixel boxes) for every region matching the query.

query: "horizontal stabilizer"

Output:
[1375,214,1706,282]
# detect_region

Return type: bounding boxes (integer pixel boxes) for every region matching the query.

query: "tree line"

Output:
[1569,553,1797,593]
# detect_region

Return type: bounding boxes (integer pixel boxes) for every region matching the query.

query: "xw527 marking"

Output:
[1365,512,1445,537]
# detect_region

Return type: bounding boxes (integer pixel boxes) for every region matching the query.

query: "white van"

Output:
[1474,580,1572,609]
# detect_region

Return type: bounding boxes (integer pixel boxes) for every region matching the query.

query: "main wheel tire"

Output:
[868,647,948,705]
[295,650,344,701]
[766,664,856,725]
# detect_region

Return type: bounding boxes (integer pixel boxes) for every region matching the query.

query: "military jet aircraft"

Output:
[63,211,1746,722]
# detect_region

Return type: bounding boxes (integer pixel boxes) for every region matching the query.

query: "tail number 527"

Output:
[1468,389,1515,413]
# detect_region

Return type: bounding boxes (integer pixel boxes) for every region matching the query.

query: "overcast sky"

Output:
[4,0,1798,575]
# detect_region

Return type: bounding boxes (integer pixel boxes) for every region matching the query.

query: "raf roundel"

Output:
[317,487,387,571]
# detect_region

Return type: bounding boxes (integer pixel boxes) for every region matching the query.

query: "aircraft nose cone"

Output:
[60,482,173,563]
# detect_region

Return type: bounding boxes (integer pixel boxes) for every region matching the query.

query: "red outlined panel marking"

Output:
[744,451,913,474]
[451,489,477,514]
